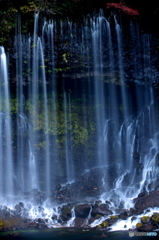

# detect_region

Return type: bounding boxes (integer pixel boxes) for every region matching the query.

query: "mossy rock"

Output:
[97,221,109,228]
[0,218,20,229]
[109,215,119,219]
[136,223,143,228]
[63,207,71,215]
[152,213,159,222]
[141,216,150,224]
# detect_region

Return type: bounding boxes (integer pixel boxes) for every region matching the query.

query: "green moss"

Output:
[141,216,150,224]
[63,208,71,215]
[0,218,20,229]
[25,97,95,146]
[110,215,119,219]
[152,213,159,222]
[136,223,143,228]
[0,98,19,113]
[97,221,109,228]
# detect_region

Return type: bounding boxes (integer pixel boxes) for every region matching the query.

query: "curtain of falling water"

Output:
[38,38,50,196]
[91,11,107,167]
[0,11,158,203]
[29,13,39,190]
[15,14,25,193]
[0,47,13,195]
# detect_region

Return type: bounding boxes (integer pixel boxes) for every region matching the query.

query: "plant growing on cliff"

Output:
[0,98,19,113]
[25,97,95,146]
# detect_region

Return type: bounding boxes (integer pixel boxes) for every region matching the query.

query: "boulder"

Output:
[75,204,91,218]
[19,202,24,208]
[74,217,87,227]
[60,205,72,221]
[0,207,11,218]
[151,213,159,228]
[105,216,118,226]
[134,191,159,211]
[91,205,112,217]
[15,204,22,214]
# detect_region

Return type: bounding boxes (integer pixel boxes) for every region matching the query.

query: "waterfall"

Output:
[0,47,13,196]
[0,11,159,229]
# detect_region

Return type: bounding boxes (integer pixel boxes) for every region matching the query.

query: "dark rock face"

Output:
[74,217,87,227]
[53,165,124,204]
[0,206,11,218]
[60,204,72,222]
[75,204,91,218]
[155,153,159,167]
[134,191,159,211]
[19,202,25,208]
[91,205,112,217]
[15,204,22,214]
[150,213,159,228]
[105,217,118,226]
[136,223,155,231]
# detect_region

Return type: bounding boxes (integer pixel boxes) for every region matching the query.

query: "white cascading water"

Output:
[0,46,13,196]
[0,11,159,230]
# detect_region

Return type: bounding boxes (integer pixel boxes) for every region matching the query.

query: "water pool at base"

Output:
[0,229,158,240]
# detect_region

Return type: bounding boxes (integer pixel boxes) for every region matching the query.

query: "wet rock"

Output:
[19,202,24,208]
[131,216,137,222]
[133,152,140,164]
[74,217,87,227]
[0,206,11,218]
[22,217,29,223]
[141,216,150,224]
[136,222,143,230]
[91,205,112,217]
[122,172,132,187]
[137,192,147,198]
[51,214,58,221]
[22,208,29,218]
[60,205,72,221]
[136,162,144,175]
[119,209,136,219]
[55,184,62,191]
[136,222,155,231]
[142,223,155,231]
[105,216,118,225]
[134,191,159,211]
[15,204,21,214]
[96,221,109,229]
[75,204,91,218]
[88,215,102,225]
[119,211,128,220]
[155,153,159,167]
[53,166,113,201]
[150,213,159,228]
[37,218,45,224]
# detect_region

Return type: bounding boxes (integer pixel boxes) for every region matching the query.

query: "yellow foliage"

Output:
[20,2,37,13]
[136,222,143,228]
